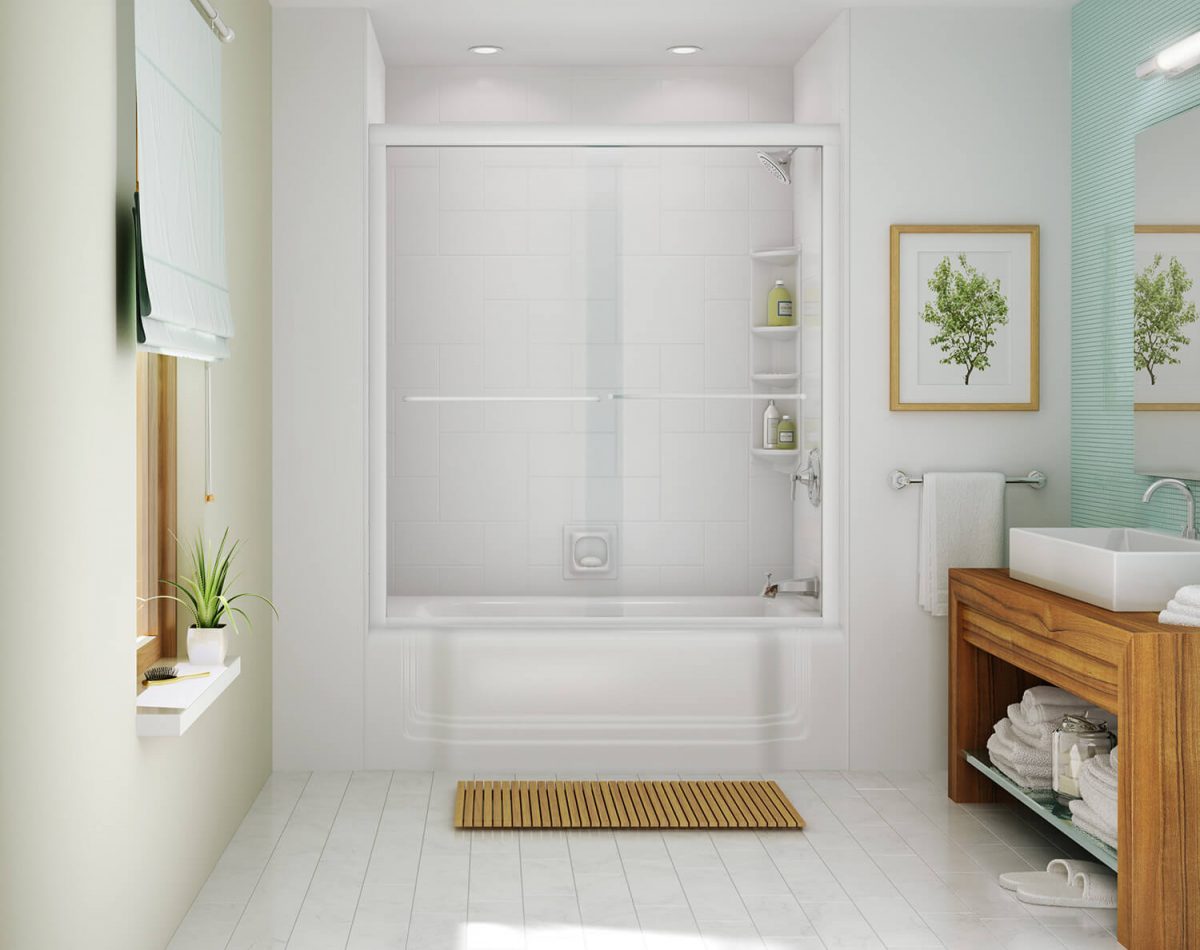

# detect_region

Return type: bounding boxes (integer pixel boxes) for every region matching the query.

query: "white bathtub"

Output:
[365,596,847,772]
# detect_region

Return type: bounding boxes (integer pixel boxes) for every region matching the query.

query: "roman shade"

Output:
[134,0,232,361]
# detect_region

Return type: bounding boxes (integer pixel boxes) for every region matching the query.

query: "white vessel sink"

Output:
[1009,527,1200,612]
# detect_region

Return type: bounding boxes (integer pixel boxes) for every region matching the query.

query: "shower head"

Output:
[756,148,796,184]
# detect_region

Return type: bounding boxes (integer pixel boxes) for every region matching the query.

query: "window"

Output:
[135,352,177,681]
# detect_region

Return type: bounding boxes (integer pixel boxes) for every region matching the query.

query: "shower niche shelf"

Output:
[750,325,800,340]
[750,246,801,263]
[751,372,801,387]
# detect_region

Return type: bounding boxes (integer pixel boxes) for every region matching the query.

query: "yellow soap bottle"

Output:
[767,280,794,327]
[776,414,797,449]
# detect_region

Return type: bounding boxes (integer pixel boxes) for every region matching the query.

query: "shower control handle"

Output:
[791,448,822,507]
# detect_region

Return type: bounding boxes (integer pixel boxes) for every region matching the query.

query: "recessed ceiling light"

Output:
[667,45,703,55]
[468,45,503,55]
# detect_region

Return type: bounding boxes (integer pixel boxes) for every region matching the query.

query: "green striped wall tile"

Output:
[1072,0,1200,531]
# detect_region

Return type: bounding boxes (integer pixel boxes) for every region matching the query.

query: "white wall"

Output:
[0,1,274,947]
[273,8,385,770]
[387,66,793,124]
[801,8,1072,770]
[387,144,799,596]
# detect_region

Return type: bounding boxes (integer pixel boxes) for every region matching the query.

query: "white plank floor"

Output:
[166,770,1123,950]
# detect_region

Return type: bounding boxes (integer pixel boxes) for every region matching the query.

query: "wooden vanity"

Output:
[949,569,1200,949]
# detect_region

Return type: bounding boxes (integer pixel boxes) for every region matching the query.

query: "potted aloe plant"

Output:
[147,529,276,665]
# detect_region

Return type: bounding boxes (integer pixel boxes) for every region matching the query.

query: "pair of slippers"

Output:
[999,858,1117,908]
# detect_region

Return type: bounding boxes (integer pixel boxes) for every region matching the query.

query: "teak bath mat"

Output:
[453,780,805,830]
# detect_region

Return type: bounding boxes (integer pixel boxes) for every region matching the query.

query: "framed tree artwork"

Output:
[1133,225,1200,411]
[890,225,1039,411]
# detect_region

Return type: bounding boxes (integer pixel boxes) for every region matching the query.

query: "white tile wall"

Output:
[388,145,802,595]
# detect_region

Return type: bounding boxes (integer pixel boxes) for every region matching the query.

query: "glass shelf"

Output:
[962,750,1118,872]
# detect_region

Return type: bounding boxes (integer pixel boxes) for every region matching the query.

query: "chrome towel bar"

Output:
[889,469,1047,491]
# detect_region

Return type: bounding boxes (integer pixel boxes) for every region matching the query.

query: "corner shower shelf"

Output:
[963,749,1118,871]
[751,448,803,460]
[751,325,800,340]
[752,372,801,387]
[750,246,801,263]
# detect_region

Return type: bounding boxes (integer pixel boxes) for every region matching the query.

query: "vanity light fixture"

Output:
[1136,30,1200,78]
[468,45,503,55]
[667,45,703,55]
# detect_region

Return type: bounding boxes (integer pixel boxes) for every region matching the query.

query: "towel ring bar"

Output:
[889,469,1046,491]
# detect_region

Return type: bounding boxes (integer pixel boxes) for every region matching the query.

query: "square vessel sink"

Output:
[1009,527,1200,612]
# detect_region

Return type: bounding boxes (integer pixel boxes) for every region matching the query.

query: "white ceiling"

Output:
[269,0,1076,67]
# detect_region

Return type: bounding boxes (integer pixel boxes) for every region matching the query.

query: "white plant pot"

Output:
[187,626,228,666]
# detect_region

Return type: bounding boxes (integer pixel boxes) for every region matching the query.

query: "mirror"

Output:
[1134,106,1200,479]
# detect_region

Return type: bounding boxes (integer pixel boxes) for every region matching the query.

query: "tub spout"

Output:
[760,573,820,599]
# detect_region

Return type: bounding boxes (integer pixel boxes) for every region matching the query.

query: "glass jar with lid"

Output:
[1051,714,1113,805]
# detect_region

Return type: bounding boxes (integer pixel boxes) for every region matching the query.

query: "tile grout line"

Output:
[217,772,315,950]
[342,769,395,950]
[283,772,355,947]
[801,771,942,949]
[400,771,436,949]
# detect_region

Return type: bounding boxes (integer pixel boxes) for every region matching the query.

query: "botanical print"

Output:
[1132,228,1200,409]
[922,254,1010,385]
[1134,253,1197,386]
[890,225,1038,411]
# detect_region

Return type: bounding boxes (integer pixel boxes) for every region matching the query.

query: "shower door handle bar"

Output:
[401,393,806,402]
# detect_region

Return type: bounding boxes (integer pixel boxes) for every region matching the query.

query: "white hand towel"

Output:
[1087,755,1118,793]
[1007,704,1057,745]
[1172,585,1200,609]
[1019,686,1111,725]
[1069,798,1118,849]
[1079,770,1118,828]
[987,734,1053,777]
[990,719,1052,765]
[917,472,1005,617]
[1111,745,1118,772]
[1159,608,1200,627]
[1165,598,1200,618]
[988,747,1053,789]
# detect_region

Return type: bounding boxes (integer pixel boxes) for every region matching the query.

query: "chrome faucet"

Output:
[1142,478,1197,539]
[760,572,821,599]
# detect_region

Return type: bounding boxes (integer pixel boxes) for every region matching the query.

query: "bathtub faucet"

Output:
[760,572,821,599]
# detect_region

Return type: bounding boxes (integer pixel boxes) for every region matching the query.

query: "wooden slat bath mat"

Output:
[453,780,804,830]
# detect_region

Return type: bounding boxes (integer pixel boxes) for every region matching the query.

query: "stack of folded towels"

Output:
[1159,585,1200,626]
[1069,747,1118,848]
[985,686,1115,790]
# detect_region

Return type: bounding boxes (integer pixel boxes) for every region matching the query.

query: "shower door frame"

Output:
[366,123,844,628]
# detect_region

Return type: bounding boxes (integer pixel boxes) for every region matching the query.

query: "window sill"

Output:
[136,656,241,737]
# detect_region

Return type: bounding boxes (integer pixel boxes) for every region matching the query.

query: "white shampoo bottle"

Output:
[762,400,780,449]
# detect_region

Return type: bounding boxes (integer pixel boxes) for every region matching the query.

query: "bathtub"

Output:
[365,595,847,772]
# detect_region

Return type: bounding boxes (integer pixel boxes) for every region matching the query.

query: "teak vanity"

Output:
[949,569,1200,950]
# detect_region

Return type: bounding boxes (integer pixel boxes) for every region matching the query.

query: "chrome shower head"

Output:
[756,148,796,184]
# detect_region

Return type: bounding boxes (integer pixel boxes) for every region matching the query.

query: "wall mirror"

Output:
[1134,105,1200,478]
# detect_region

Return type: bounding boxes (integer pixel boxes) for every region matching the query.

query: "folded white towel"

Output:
[1159,609,1200,627]
[1022,681,1113,729]
[1007,704,1056,745]
[988,747,1053,789]
[1070,798,1118,849]
[1166,598,1200,618]
[988,734,1053,777]
[1088,755,1118,793]
[1079,759,1118,827]
[1172,585,1200,609]
[991,719,1052,766]
[917,472,1005,617]
[1111,745,1119,772]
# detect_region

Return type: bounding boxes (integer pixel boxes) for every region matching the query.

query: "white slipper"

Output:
[1007,858,1117,908]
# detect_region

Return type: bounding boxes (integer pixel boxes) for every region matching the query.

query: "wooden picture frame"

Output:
[1133,225,1200,412]
[890,224,1039,411]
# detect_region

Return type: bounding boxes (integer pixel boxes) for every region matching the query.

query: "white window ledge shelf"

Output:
[136,657,241,737]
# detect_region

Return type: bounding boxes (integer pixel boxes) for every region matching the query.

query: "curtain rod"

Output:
[194,0,234,42]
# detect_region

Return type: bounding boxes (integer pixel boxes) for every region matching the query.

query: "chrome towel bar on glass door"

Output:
[888,469,1047,490]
